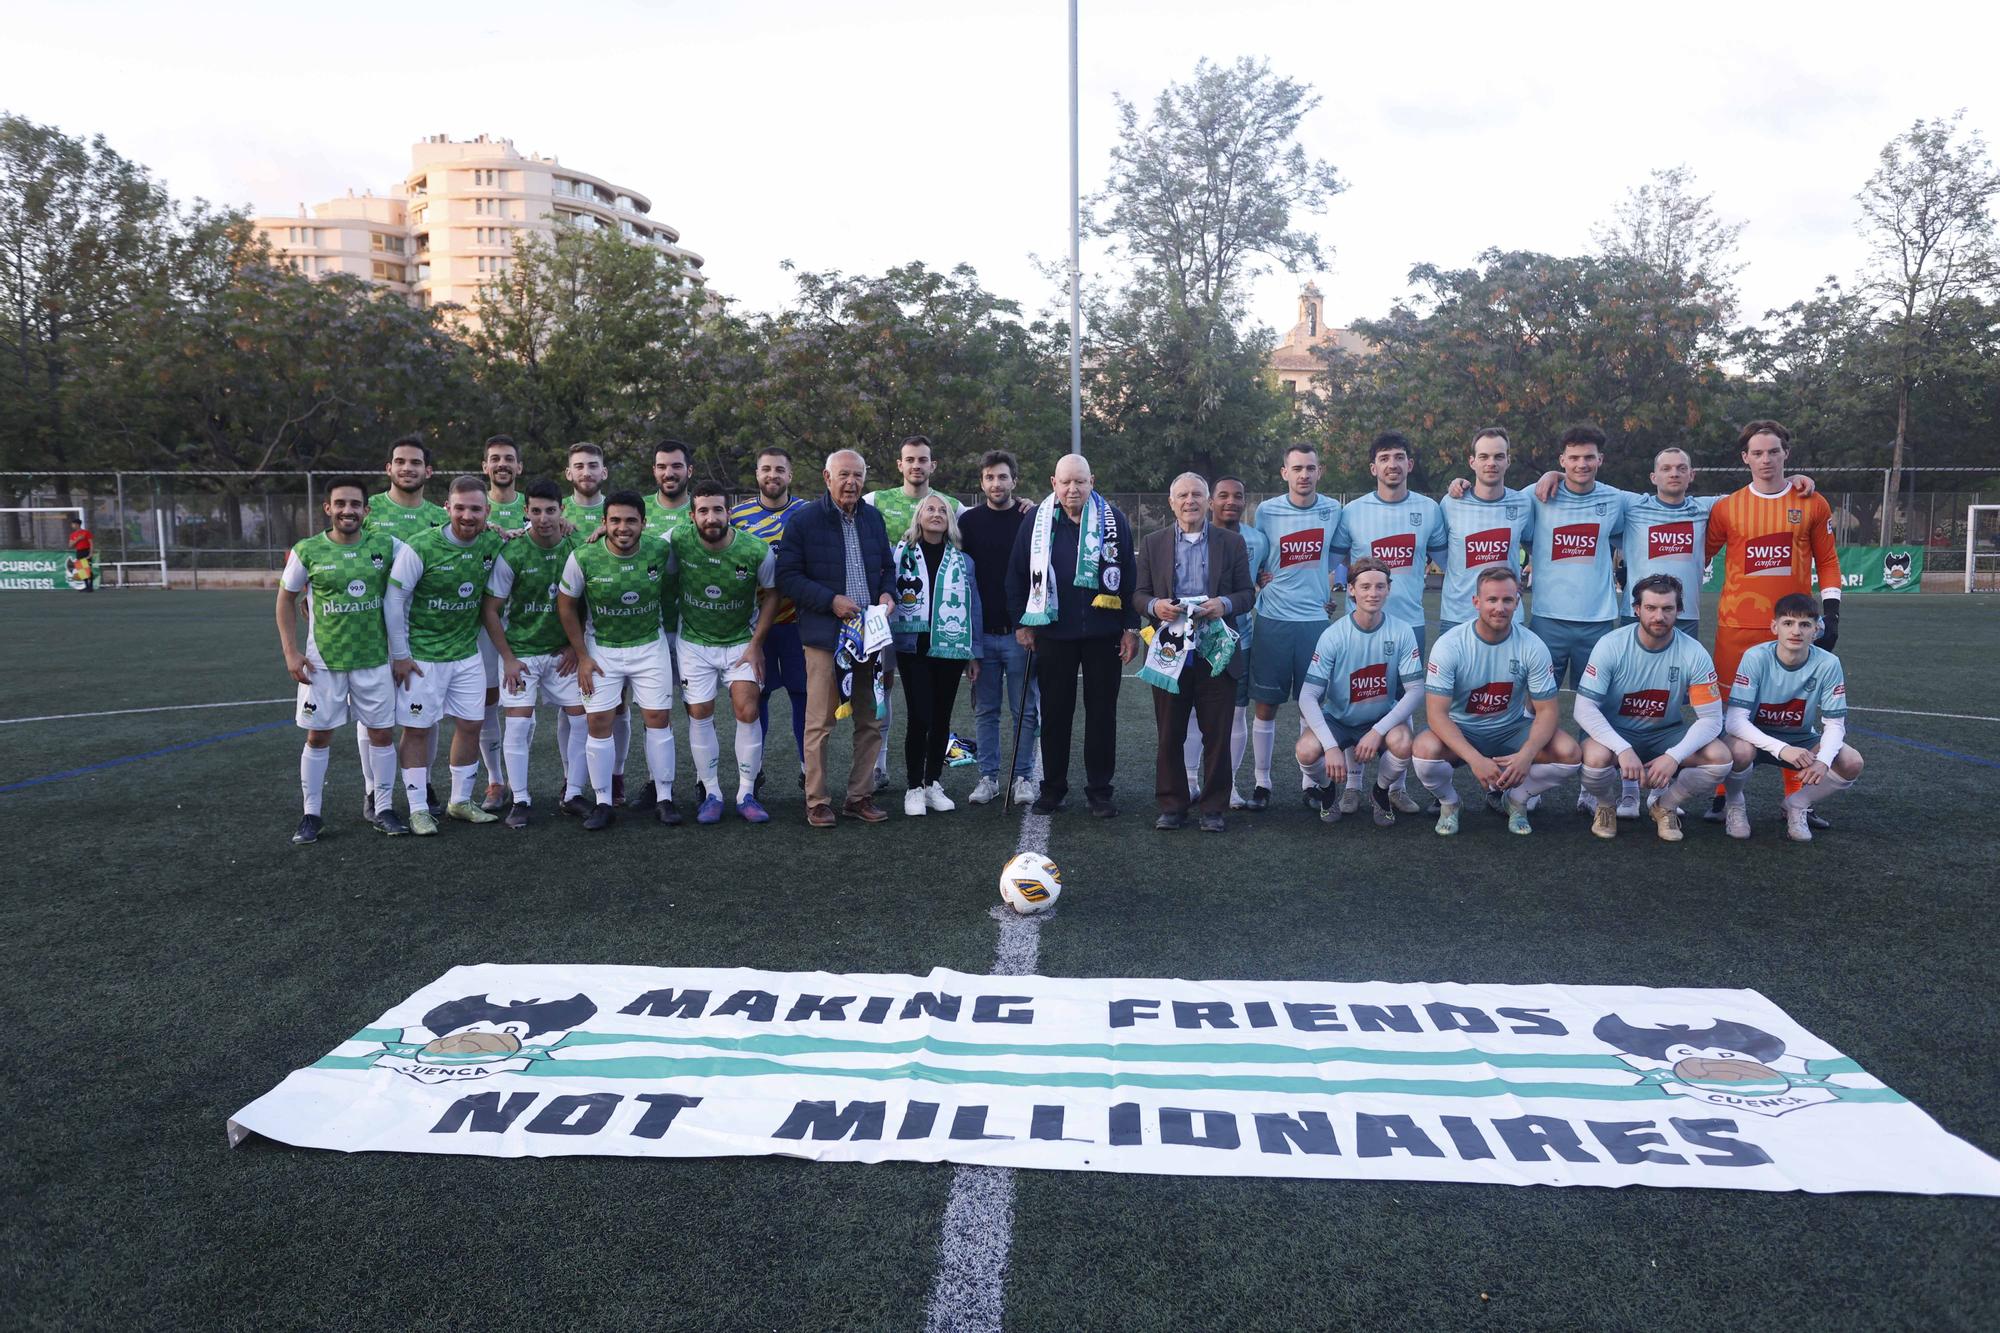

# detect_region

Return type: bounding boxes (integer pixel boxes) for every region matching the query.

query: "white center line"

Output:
[0,698,293,725]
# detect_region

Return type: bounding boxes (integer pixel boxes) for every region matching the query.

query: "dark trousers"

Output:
[1153,656,1235,816]
[1035,634,1121,801]
[899,654,967,787]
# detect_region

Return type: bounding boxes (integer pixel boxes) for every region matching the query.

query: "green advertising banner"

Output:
[1702,544,1924,595]
[0,550,86,591]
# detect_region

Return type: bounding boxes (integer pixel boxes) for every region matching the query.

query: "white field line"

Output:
[0,698,292,725]
[922,808,1052,1333]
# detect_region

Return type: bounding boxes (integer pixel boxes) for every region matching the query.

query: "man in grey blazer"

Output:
[1136,472,1258,831]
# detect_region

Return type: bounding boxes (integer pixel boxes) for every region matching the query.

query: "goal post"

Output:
[1968,505,2000,593]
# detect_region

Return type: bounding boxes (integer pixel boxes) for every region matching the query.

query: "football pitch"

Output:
[3,590,1997,1329]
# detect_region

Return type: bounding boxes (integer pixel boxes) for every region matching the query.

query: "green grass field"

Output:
[3,590,1997,1329]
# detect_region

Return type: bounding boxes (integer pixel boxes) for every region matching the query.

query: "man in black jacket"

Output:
[1006,453,1139,817]
[774,449,897,828]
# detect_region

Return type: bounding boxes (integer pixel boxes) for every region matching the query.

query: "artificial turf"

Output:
[2,589,1996,1329]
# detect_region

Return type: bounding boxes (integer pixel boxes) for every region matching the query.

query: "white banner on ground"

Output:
[228,965,2000,1195]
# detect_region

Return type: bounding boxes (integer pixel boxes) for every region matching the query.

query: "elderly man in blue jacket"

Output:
[775,449,898,828]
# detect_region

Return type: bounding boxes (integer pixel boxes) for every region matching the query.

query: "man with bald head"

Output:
[775,449,899,827]
[1007,454,1139,817]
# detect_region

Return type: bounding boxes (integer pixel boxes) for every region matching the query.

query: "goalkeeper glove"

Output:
[1817,596,1840,651]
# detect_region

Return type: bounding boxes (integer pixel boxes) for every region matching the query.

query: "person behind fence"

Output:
[889,494,983,818]
[1008,453,1139,819]
[1136,472,1254,832]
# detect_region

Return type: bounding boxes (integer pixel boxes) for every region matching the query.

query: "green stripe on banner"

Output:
[355,1027,401,1042]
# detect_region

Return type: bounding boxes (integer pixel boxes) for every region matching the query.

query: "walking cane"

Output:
[1001,647,1037,814]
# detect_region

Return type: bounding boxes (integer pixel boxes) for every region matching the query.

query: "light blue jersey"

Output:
[1528,481,1630,623]
[1332,491,1450,630]
[1439,488,1534,626]
[1620,493,1716,622]
[1425,620,1559,745]
[1226,522,1271,652]
[1727,642,1847,738]
[1252,493,1342,623]
[1578,625,1722,742]
[1304,614,1425,730]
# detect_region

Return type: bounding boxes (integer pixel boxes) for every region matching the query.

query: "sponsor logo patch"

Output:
[1349,662,1389,703]
[1550,523,1599,561]
[1744,535,1792,575]
[1648,522,1696,561]
[346,579,368,597]
[1371,534,1416,569]
[1755,697,1807,729]
[1467,681,1513,715]
[1277,528,1324,569]
[1464,527,1511,566]
[1619,689,1671,720]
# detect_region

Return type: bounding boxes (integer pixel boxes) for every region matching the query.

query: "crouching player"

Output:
[1294,557,1425,826]
[1720,593,1864,842]
[1412,566,1581,835]
[1573,574,1732,842]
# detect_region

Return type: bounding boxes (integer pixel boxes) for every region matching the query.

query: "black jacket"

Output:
[774,493,897,651]
[1005,501,1141,640]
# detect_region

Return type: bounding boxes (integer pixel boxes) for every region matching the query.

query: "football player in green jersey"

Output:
[387,477,508,834]
[645,439,693,536]
[558,490,679,830]
[277,478,408,842]
[482,434,526,533]
[562,441,609,536]
[475,433,526,811]
[482,480,586,828]
[671,480,778,823]
[361,435,448,816]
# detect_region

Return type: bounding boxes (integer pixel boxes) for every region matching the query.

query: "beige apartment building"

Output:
[1268,281,1372,396]
[254,134,702,315]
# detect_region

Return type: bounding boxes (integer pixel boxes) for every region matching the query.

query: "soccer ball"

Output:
[999,852,1062,915]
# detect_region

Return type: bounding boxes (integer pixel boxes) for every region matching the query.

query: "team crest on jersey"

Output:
[645,566,658,579]
[482,556,494,570]
[355,993,598,1086]
[733,566,751,581]
[370,554,385,569]
[1667,666,1680,683]
[1787,508,1803,524]
[1595,1014,1863,1118]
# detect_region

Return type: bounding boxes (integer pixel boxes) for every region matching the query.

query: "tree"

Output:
[1592,165,1746,316]
[1856,112,2000,500]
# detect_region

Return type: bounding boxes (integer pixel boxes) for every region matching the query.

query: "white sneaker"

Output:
[1011,777,1038,806]
[1228,785,1248,810]
[1725,799,1751,839]
[903,788,926,817]
[924,782,956,813]
[1649,795,1684,842]
[1389,786,1423,814]
[1616,792,1641,820]
[1784,804,1813,842]
[1591,804,1619,839]
[1339,785,1362,815]
[968,775,1001,805]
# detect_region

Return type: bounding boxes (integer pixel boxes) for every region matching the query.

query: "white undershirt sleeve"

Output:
[1297,681,1338,753]
[1573,694,1632,754]
[1667,696,1724,763]
[386,543,423,662]
[1726,706,1792,759]
[280,552,308,593]
[1371,684,1422,737]
[1815,717,1846,766]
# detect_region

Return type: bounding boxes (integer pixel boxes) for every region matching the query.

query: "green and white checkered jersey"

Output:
[1577,624,1720,741]
[391,526,507,662]
[667,524,775,648]
[364,492,447,542]
[643,494,694,538]
[1425,620,1559,745]
[281,528,403,671]
[486,493,526,532]
[1302,615,1425,731]
[562,495,607,537]
[488,533,578,657]
[560,532,670,649]
[1727,642,1847,736]
[864,488,961,546]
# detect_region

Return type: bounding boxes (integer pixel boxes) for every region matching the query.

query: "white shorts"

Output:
[296,663,394,731]
[499,651,584,709]
[399,655,486,727]
[478,627,501,690]
[585,635,674,713]
[679,639,759,705]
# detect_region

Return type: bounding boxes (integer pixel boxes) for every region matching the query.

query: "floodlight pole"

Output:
[1067,0,1082,456]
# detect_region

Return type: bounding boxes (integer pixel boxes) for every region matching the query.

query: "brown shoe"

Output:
[807,802,837,828]
[841,796,889,824]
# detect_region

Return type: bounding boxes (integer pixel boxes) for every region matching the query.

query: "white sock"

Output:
[1412,757,1459,806]
[1230,707,1248,779]
[563,715,589,799]
[355,721,374,803]
[612,709,630,777]
[1252,717,1276,788]
[1582,765,1621,807]
[690,715,721,797]
[874,693,894,779]
[503,715,535,803]
[1182,726,1202,780]
[1784,769,1853,810]
[1520,762,1579,800]
[449,762,478,806]
[1621,777,1640,805]
[1377,752,1408,792]
[480,705,504,788]
[646,726,678,801]
[1343,747,1365,791]
[734,718,764,801]
[301,744,329,816]
[586,735,615,805]
[401,765,427,813]
[369,744,397,813]
[1663,761,1729,810]
[556,709,572,783]
[1724,762,1752,802]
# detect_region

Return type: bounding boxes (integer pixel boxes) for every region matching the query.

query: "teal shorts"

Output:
[1460,716,1535,760]
[1750,731,1821,767]
[1606,724,1692,764]
[1530,616,1616,690]
[1248,616,1329,706]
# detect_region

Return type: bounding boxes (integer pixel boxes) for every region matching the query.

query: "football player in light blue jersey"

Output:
[1295,558,1426,827]
[1247,444,1343,810]
[1618,448,1714,634]
[1412,566,1580,835]
[1573,574,1734,843]
[1184,476,1270,808]
[1330,432,1451,650]
[1439,427,1533,637]
[1524,425,1630,688]
[1721,593,1864,842]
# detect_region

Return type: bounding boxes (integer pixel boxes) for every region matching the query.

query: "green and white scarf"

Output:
[888,539,974,660]
[1021,492,1122,626]
[1137,600,1238,693]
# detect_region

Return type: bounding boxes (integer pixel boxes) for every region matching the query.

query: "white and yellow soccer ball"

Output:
[999,852,1062,915]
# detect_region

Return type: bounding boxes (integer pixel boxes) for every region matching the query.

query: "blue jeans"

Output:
[974,631,1038,778]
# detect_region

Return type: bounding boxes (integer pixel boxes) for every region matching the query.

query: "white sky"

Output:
[12,0,2000,333]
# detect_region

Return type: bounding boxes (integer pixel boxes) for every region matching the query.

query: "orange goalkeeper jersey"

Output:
[1705,486,1841,630]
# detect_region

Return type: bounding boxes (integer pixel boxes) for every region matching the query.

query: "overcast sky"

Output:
[12,0,2000,335]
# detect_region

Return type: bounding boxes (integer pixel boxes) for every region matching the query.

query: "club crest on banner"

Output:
[1595,1014,1851,1117]
[362,992,598,1086]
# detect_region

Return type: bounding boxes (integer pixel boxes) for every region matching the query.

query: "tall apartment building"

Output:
[254,134,702,315]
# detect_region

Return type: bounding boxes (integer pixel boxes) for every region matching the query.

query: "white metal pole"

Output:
[157,509,169,590]
[1067,0,1082,456]
[1968,508,1976,595]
